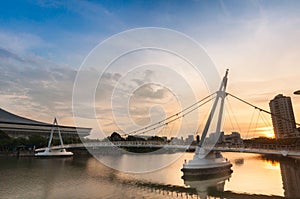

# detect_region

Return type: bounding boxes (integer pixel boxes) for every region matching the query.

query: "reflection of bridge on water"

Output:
[93,154,298,199]
[99,170,284,199]
[36,141,300,157]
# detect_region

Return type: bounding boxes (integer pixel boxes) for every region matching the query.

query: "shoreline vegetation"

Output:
[1,131,300,157]
[0,130,81,157]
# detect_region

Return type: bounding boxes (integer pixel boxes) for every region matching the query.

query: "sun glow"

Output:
[263,131,275,138]
[253,126,275,138]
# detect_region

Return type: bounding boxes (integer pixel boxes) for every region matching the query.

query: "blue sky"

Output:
[0,0,288,66]
[1,0,300,138]
[0,0,298,65]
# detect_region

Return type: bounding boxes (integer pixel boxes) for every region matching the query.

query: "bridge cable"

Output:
[226,97,242,134]
[261,111,272,127]
[128,95,216,136]
[227,92,300,127]
[246,108,256,140]
[260,111,273,136]
[252,111,261,138]
[124,93,217,136]
[225,98,237,133]
[125,92,216,135]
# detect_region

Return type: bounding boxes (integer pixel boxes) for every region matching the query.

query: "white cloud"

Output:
[0,48,75,123]
[0,30,49,54]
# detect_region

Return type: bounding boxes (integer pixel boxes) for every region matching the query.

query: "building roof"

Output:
[0,108,47,125]
[0,108,91,137]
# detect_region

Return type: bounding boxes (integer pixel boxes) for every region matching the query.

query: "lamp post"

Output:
[294,90,300,95]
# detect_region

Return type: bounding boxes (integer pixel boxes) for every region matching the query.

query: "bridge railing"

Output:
[77,140,170,147]
[215,143,300,152]
[40,141,300,153]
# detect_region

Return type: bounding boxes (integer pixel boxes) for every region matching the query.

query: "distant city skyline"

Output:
[1,1,300,139]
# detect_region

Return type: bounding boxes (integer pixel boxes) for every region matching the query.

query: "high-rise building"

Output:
[269,94,298,138]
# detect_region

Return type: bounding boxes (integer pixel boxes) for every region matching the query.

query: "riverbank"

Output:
[0,150,34,157]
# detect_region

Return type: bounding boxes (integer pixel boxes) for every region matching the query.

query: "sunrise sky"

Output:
[1,0,300,139]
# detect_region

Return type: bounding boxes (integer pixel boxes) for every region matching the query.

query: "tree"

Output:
[28,135,47,148]
[109,132,124,141]
[0,130,13,151]
[0,130,10,139]
[126,135,145,141]
[12,137,28,146]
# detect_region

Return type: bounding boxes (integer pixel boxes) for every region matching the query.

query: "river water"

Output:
[0,152,299,199]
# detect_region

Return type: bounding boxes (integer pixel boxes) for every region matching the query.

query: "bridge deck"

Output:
[35,142,300,157]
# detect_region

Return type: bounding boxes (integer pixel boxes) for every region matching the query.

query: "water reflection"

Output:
[261,155,300,198]
[1,153,300,198]
[0,157,76,199]
[233,158,244,166]
[184,174,231,199]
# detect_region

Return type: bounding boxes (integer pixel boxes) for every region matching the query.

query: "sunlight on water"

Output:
[224,153,284,197]
[1,152,299,198]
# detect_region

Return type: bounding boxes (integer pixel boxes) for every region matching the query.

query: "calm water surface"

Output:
[0,152,299,199]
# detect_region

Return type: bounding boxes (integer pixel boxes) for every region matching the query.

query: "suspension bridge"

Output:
[35,70,300,158]
[35,139,300,157]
